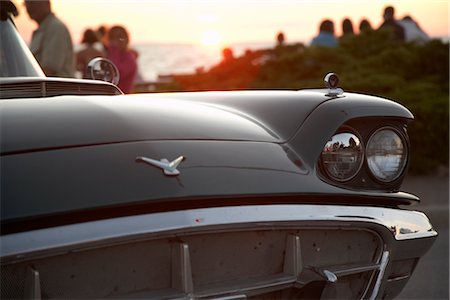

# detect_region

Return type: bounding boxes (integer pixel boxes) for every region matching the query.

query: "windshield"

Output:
[0,18,45,77]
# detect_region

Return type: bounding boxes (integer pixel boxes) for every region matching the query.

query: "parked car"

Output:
[0,2,436,299]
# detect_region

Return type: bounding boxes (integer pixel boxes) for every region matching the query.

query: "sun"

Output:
[201,30,222,46]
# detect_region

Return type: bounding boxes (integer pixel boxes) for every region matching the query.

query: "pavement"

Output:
[397,173,449,300]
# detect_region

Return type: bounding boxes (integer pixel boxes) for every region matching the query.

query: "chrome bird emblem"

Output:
[136,156,185,176]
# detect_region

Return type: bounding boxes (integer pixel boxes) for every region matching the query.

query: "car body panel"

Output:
[0,89,413,155]
[289,91,413,168]
[1,139,422,229]
[1,94,282,154]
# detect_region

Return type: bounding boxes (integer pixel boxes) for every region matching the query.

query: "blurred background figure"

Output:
[359,19,373,33]
[221,47,234,63]
[310,19,337,47]
[96,25,108,50]
[75,28,105,78]
[341,18,355,37]
[107,25,137,93]
[24,0,74,77]
[399,16,430,44]
[378,6,405,41]
[276,31,285,47]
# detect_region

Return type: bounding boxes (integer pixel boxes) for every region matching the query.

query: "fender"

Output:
[289,90,414,169]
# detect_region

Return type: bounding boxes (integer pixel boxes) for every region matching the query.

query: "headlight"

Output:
[366,128,408,182]
[320,132,364,182]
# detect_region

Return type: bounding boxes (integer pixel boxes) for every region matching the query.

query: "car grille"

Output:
[1,226,383,299]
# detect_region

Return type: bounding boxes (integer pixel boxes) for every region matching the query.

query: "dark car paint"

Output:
[0,90,326,154]
[1,139,420,232]
[0,89,412,155]
[0,94,278,155]
[1,89,417,232]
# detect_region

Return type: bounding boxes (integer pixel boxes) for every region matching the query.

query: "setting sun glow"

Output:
[12,0,448,45]
[201,30,222,46]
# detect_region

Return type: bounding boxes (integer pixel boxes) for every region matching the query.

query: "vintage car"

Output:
[0,2,437,299]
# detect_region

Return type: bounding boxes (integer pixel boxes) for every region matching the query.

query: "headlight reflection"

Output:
[321,132,364,182]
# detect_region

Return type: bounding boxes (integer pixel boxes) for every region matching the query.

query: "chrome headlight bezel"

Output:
[317,120,411,191]
[365,126,409,183]
[319,128,365,182]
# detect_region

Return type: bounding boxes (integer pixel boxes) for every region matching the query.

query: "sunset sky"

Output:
[13,0,449,47]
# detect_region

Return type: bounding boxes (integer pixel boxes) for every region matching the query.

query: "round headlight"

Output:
[321,132,364,182]
[366,128,408,182]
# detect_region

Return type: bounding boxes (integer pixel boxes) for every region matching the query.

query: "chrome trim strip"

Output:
[368,250,390,300]
[196,274,295,298]
[387,274,410,282]
[172,243,194,295]
[283,235,302,276]
[332,263,379,276]
[25,266,41,300]
[210,295,247,300]
[1,205,436,259]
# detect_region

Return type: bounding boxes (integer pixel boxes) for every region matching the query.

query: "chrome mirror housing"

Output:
[86,58,120,85]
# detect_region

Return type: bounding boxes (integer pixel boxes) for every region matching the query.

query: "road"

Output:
[397,173,449,300]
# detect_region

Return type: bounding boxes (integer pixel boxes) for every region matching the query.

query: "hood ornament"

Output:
[136,156,186,176]
[324,72,344,97]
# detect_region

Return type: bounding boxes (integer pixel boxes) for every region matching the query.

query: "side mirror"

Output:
[86,58,120,85]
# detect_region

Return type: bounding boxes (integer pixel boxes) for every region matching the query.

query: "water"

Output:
[92,36,448,82]
[133,42,274,82]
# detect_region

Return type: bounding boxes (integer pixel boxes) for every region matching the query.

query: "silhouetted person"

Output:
[341,18,354,36]
[76,28,105,78]
[25,0,74,77]
[107,25,137,93]
[378,6,405,41]
[359,19,373,33]
[399,16,430,44]
[97,25,108,50]
[276,31,286,46]
[310,19,337,47]
[221,47,234,63]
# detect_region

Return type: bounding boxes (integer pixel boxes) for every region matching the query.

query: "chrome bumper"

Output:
[1,205,437,300]
[1,204,436,258]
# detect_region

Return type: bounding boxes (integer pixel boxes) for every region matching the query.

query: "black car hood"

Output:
[0,90,330,154]
[1,89,418,231]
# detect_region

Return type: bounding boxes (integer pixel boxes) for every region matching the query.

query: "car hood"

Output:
[0,90,330,154]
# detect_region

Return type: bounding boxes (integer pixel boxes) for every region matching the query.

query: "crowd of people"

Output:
[23,1,431,94]
[309,5,430,47]
[24,0,137,93]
